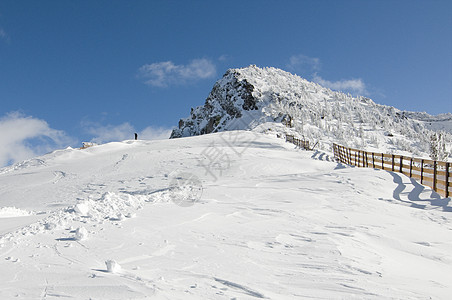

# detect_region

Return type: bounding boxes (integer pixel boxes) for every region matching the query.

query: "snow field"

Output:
[0,131,451,299]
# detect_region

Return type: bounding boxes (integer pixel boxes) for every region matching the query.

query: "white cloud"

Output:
[138,58,216,87]
[287,54,321,74]
[0,112,73,167]
[313,74,369,96]
[83,122,172,144]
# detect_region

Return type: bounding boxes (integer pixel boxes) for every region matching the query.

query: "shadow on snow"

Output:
[388,172,451,212]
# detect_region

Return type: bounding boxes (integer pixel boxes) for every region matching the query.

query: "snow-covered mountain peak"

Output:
[170,65,328,138]
[171,65,451,160]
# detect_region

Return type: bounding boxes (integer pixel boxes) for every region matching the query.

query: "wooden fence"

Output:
[286,135,311,150]
[333,143,451,198]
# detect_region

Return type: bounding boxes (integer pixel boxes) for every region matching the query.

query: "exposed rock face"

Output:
[170,68,258,138]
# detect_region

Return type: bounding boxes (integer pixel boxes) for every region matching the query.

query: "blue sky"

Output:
[0,0,451,166]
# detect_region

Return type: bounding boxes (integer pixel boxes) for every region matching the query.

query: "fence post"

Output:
[364,151,366,167]
[343,146,346,163]
[363,151,366,167]
[341,146,344,163]
[356,151,358,167]
[340,146,343,162]
[357,151,360,167]
[421,159,424,184]
[399,156,403,173]
[361,151,364,167]
[409,158,413,177]
[372,152,375,168]
[358,151,361,167]
[433,161,437,192]
[391,155,395,171]
[359,151,362,167]
[344,147,347,164]
[446,162,450,198]
[381,153,384,170]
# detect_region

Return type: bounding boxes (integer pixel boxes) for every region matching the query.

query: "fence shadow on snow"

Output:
[333,143,451,199]
[284,135,451,201]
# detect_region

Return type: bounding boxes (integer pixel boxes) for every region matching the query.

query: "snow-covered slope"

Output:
[171,65,452,160]
[1,131,451,299]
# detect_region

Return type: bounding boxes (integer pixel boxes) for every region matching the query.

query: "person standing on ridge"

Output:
[134,133,138,140]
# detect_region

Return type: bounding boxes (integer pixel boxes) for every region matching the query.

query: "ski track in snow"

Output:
[0,131,451,299]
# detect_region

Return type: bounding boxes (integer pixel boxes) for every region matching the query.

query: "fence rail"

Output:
[333,143,451,198]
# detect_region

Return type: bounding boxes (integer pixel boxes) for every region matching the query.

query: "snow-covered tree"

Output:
[430,132,447,161]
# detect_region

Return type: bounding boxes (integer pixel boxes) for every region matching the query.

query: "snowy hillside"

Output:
[1,131,452,299]
[171,65,452,160]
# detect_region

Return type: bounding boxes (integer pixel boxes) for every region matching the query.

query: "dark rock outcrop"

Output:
[170,69,258,138]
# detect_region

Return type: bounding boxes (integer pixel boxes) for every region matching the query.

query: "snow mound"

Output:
[74,227,88,241]
[1,192,150,240]
[72,192,146,222]
[0,207,32,218]
[105,260,121,273]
